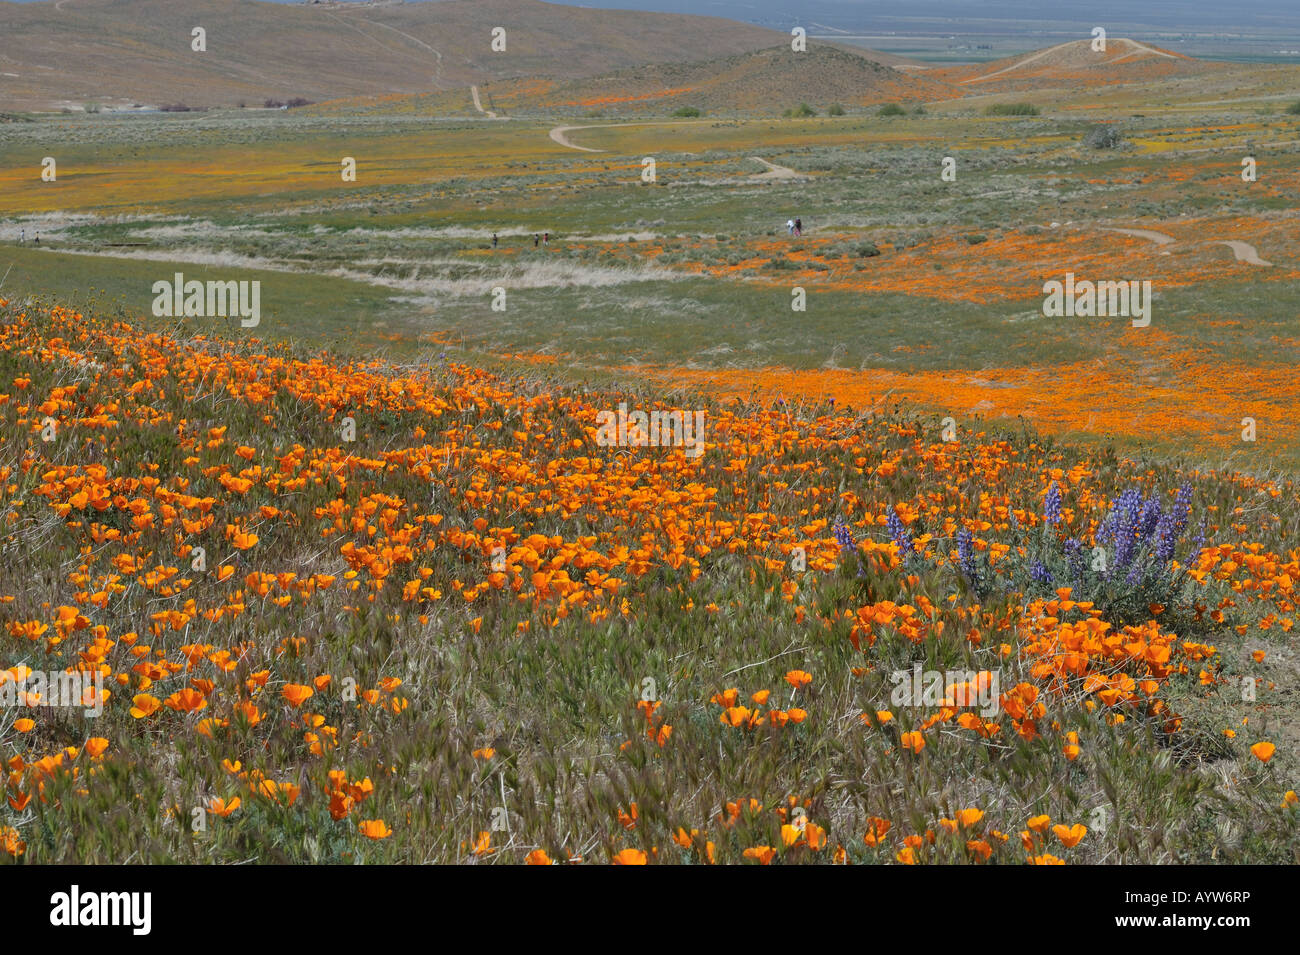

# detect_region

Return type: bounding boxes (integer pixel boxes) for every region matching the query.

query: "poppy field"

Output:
[0,291,1296,865]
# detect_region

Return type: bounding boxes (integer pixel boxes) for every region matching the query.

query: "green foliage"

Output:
[984,102,1039,116]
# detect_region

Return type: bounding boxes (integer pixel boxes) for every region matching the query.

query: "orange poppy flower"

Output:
[281,684,314,707]
[359,819,392,839]
[1251,741,1276,762]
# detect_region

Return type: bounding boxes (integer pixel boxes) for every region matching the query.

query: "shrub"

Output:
[827,103,846,116]
[877,103,907,117]
[964,233,988,245]
[855,242,881,257]
[788,102,817,117]
[672,106,702,117]
[1082,124,1124,149]
[984,102,1039,116]
[1286,100,1300,115]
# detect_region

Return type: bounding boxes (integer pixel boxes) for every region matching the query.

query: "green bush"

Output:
[984,102,1039,116]
[877,103,907,117]
[827,103,846,116]
[1286,101,1300,115]
[672,106,702,118]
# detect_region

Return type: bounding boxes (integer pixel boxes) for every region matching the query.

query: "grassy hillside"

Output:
[472,45,955,116]
[0,0,786,110]
[0,296,1296,864]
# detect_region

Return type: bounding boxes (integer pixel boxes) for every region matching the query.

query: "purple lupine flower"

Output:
[1065,538,1085,581]
[1044,482,1062,525]
[1155,508,1178,563]
[833,518,855,552]
[1108,487,1143,571]
[1138,495,1163,539]
[956,526,976,579]
[1030,560,1054,585]
[887,508,910,555]
[1171,484,1192,539]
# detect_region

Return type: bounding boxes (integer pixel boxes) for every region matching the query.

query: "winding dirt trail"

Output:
[748,157,805,180]
[547,125,806,184]
[547,120,716,153]
[1102,226,1274,266]
[470,86,497,118]
[1218,240,1272,266]
[963,37,1176,85]
[327,10,446,90]
[961,41,1076,84]
[1104,227,1176,245]
[549,125,607,152]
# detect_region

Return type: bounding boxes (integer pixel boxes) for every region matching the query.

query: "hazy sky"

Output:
[7,0,1300,32]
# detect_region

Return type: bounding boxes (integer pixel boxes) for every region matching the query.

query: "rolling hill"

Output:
[499,45,954,114]
[0,0,788,110]
[934,37,1222,94]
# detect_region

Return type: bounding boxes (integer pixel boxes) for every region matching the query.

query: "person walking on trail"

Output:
[19,229,24,245]
[543,232,550,244]
[533,233,539,248]
[786,219,795,236]
[794,217,802,237]
[492,233,498,248]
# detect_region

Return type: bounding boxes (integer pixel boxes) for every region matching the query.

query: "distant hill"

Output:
[0,0,788,110]
[435,44,954,116]
[934,38,1220,93]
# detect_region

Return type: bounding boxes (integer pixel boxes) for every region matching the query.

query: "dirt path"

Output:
[327,10,446,90]
[549,125,607,152]
[1218,240,1272,266]
[960,41,1077,84]
[470,86,497,118]
[1103,227,1274,266]
[962,37,1175,85]
[1104,227,1176,245]
[748,157,806,180]
[548,120,716,153]
[1116,37,1177,60]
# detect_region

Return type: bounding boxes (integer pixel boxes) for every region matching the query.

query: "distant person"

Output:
[492,233,498,248]
[786,219,795,236]
[794,217,802,236]
[533,233,539,248]
[19,229,24,244]
[34,233,39,245]
[543,232,550,244]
